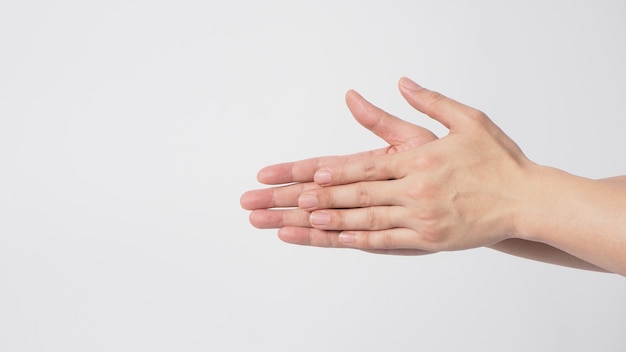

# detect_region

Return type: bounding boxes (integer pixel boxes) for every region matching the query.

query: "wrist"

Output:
[511,164,626,275]
[512,163,606,244]
[511,163,567,243]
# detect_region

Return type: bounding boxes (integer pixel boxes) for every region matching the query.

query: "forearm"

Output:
[488,239,608,272]
[599,175,626,188]
[488,176,625,273]
[515,167,626,276]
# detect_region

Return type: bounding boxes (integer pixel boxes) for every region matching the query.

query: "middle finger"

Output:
[298,180,401,210]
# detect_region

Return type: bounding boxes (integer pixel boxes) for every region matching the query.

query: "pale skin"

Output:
[241,77,626,276]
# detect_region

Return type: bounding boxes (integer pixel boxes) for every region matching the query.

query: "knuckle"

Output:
[366,208,379,229]
[407,179,434,201]
[363,232,376,248]
[287,209,309,227]
[382,231,395,248]
[382,158,396,179]
[466,109,490,127]
[418,221,451,250]
[363,230,395,249]
[323,231,334,247]
[332,211,345,228]
[291,162,309,182]
[362,159,378,180]
[411,152,439,172]
[356,182,370,207]
[319,189,335,208]
[307,228,315,246]
[309,229,333,248]
[419,227,441,245]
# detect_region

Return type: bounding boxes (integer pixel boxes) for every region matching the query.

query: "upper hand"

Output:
[240,81,438,254]
[298,78,534,252]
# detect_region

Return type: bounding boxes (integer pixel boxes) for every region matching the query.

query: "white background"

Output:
[1,1,626,351]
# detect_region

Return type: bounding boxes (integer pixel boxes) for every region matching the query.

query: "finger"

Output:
[346,89,438,151]
[257,88,438,186]
[257,147,392,185]
[277,227,349,248]
[278,226,432,254]
[240,182,320,210]
[362,249,434,256]
[299,180,401,210]
[308,206,407,231]
[278,226,432,253]
[313,152,402,187]
[337,228,423,250]
[248,209,310,229]
[398,77,486,132]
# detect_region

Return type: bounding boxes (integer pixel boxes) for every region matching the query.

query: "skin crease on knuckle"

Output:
[324,188,339,209]
[313,229,342,248]
[330,210,346,229]
[362,158,379,181]
[381,231,396,249]
[357,182,371,207]
[365,229,423,250]
[366,207,380,229]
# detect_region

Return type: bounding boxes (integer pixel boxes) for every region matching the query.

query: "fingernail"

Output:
[310,211,330,226]
[298,194,318,209]
[399,77,422,91]
[314,170,331,185]
[338,231,356,243]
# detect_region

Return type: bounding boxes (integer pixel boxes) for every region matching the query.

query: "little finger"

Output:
[278,227,348,248]
[337,228,423,250]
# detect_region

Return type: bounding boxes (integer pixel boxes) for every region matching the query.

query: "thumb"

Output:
[345,89,437,150]
[398,77,483,132]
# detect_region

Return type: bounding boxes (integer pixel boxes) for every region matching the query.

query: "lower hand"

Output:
[298,78,534,252]
[240,80,438,254]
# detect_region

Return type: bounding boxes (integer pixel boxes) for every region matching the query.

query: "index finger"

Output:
[312,152,403,187]
[256,147,391,185]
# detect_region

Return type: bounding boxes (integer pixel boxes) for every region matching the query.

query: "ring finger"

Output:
[308,205,407,231]
[249,208,310,229]
[299,180,402,210]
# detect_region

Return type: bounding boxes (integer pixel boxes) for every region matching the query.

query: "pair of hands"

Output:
[240,77,534,255]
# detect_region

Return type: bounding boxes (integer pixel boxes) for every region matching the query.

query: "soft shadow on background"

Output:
[1,1,625,351]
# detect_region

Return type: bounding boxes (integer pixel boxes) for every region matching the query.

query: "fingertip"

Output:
[248,210,261,228]
[277,227,301,245]
[277,227,289,242]
[345,89,368,110]
[256,166,271,184]
[398,79,460,130]
[249,209,281,229]
[398,76,423,91]
[240,191,253,210]
[345,89,360,102]
[257,164,289,185]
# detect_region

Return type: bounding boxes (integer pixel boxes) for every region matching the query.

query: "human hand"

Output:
[240,85,438,254]
[299,77,534,252]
